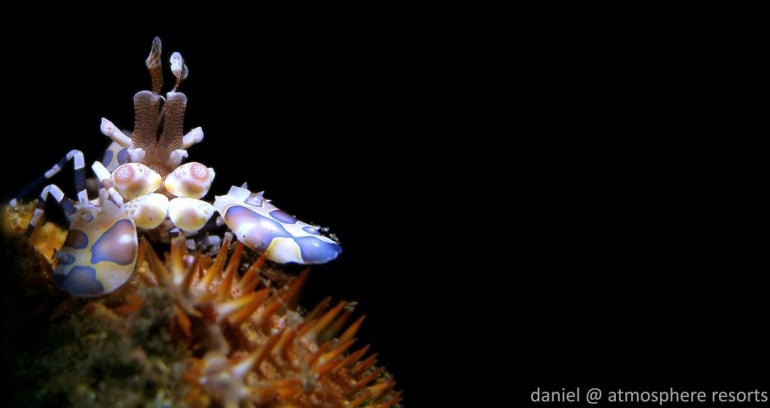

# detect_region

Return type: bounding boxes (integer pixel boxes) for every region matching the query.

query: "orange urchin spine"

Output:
[137,234,401,408]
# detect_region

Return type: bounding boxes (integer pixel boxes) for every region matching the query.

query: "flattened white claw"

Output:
[164,162,215,199]
[168,197,215,233]
[124,193,169,229]
[213,185,342,264]
[111,163,162,200]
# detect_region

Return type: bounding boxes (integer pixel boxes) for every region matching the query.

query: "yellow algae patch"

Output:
[2,201,67,265]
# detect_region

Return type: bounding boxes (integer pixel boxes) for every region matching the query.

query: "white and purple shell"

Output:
[53,199,138,297]
[213,185,342,264]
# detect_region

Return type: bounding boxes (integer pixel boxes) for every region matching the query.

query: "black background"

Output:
[2,7,768,407]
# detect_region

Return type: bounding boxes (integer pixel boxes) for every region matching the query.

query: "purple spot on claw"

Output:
[296,236,342,264]
[54,266,105,296]
[302,226,320,235]
[117,147,130,165]
[91,219,137,265]
[270,209,297,224]
[63,229,88,249]
[225,206,291,251]
[102,149,114,166]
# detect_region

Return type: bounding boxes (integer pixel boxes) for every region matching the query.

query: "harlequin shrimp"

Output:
[9,36,342,297]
